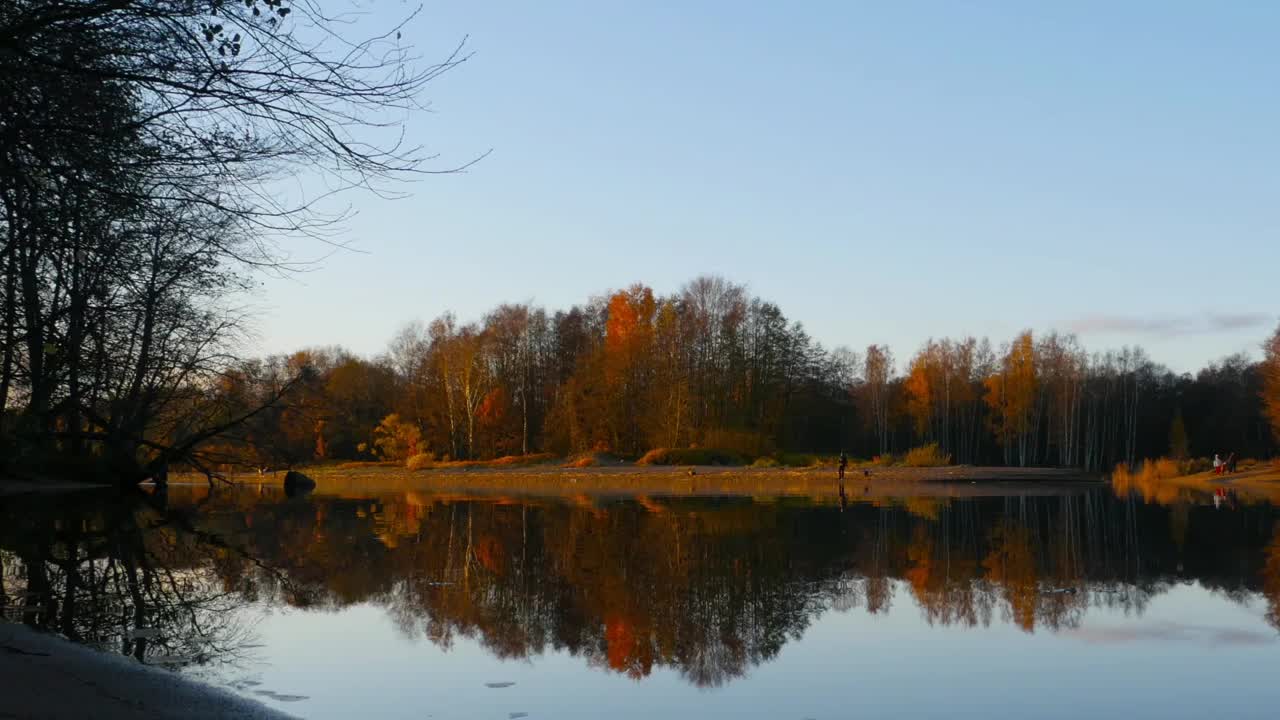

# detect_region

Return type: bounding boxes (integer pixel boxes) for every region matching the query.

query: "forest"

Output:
[206,282,1280,473]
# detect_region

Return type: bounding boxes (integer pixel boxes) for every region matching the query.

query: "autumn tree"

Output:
[1265,323,1280,444]
[373,414,424,462]
[188,280,1278,468]
[986,332,1038,466]
[603,285,658,453]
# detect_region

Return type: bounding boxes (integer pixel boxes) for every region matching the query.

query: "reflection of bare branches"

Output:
[0,495,270,677]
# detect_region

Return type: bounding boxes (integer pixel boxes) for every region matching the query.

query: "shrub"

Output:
[566,452,622,468]
[1151,457,1181,479]
[637,448,746,466]
[372,414,423,461]
[406,453,436,471]
[903,443,951,467]
[636,448,670,465]
[773,452,827,467]
[427,453,558,469]
[335,460,401,469]
[489,453,556,466]
[637,448,672,465]
[870,454,897,466]
[1112,456,1209,486]
[751,456,780,468]
[1181,457,1213,475]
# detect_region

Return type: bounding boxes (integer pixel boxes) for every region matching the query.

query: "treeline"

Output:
[210,276,1280,471]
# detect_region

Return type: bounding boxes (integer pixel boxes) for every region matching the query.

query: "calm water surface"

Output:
[4,481,1280,719]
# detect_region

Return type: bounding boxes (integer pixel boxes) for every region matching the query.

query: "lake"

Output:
[3,480,1280,719]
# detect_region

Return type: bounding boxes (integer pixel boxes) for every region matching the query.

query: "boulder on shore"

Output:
[283,470,316,496]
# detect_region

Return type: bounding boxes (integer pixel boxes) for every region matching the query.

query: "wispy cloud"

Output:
[1068,312,1272,338]
[1065,621,1273,647]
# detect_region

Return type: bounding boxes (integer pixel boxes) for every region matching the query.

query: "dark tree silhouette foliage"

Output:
[0,0,469,483]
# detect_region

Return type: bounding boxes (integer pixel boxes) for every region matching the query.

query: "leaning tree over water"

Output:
[0,0,471,482]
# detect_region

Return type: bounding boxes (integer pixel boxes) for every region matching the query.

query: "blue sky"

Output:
[257,1,1279,373]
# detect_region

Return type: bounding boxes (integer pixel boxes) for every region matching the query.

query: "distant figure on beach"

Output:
[838,451,848,481]
[1213,454,1223,475]
[1226,453,1238,474]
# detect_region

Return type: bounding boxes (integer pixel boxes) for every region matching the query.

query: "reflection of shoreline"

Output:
[1111,464,1280,505]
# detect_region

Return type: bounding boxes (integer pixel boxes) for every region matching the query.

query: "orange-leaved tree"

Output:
[602,285,658,453]
[1264,322,1280,444]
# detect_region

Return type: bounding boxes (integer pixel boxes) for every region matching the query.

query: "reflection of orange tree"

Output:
[1263,523,1280,630]
[983,523,1039,631]
[60,487,1280,690]
[904,516,993,628]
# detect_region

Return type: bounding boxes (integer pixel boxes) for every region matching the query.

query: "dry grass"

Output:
[405,453,436,471]
[428,453,557,470]
[1112,457,1212,488]
[224,462,1094,500]
[774,453,830,468]
[335,460,401,469]
[1107,456,1278,504]
[564,454,597,468]
[563,452,625,468]
[903,443,951,467]
[636,448,747,466]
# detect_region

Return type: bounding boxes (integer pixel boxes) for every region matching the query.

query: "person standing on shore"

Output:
[838,451,848,481]
[1214,454,1223,475]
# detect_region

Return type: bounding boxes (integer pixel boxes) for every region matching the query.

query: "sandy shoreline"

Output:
[208,463,1101,499]
[2,461,1100,497]
[1116,464,1280,504]
[0,622,293,720]
[4,464,1104,504]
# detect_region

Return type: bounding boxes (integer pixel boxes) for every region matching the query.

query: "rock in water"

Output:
[283,470,316,496]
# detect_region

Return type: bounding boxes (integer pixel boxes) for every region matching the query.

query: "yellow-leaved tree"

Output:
[373,413,423,462]
[985,331,1038,466]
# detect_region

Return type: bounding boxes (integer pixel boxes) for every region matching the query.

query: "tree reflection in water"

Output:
[0,491,264,675]
[3,485,1280,688]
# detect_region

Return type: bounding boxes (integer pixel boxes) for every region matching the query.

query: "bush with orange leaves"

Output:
[903,443,951,467]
